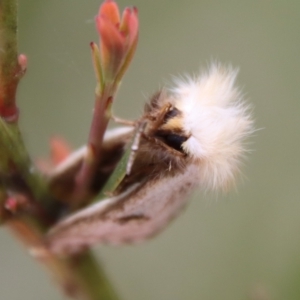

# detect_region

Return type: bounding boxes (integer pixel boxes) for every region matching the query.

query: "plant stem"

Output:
[0,117,55,217]
[73,87,114,207]
[0,0,51,213]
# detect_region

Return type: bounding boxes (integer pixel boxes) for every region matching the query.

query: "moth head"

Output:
[147,65,254,191]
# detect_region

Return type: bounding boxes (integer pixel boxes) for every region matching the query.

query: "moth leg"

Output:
[111,115,136,126]
[126,121,147,175]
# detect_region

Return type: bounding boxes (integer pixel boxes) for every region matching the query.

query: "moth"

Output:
[47,65,254,255]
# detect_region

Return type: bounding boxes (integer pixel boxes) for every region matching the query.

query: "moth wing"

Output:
[51,126,133,178]
[47,164,196,255]
[48,127,133,199]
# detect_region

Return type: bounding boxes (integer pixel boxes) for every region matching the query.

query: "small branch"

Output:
[0,1,49,211]
[73,1,138,207]
[0,2,51,212]
[0,118,56,217]
[73,87,114,207]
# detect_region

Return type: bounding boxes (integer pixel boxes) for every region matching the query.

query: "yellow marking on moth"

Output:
[160,117,184,132]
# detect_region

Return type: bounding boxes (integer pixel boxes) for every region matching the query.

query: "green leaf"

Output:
[96,126,137,201]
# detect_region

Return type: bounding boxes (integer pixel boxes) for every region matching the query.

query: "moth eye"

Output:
[163,107,180,123]
[164,133,187,152]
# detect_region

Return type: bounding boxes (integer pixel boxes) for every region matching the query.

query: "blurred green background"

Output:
[1,1,300,299]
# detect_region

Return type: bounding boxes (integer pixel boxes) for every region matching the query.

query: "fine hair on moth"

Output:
[47,64,254,255]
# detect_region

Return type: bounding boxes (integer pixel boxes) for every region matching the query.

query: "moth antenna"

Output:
[150,103,172,128]
[126,121,147,175]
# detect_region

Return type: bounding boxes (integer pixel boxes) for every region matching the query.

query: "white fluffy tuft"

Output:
[171,64,254,191]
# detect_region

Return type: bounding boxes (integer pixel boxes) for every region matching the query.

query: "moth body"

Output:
[47,65,254,255]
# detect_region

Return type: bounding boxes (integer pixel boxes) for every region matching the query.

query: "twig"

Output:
[73,87,114,206]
